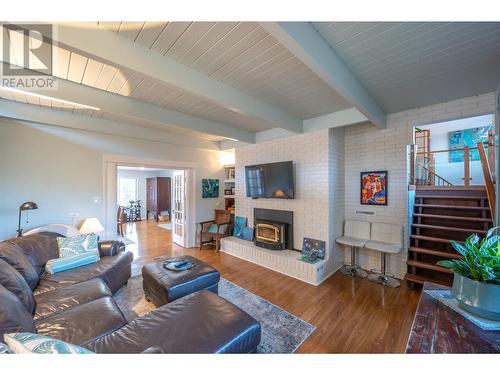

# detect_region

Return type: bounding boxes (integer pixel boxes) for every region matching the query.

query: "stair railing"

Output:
[477,142,496,218]
[416,163,453,186]
[413,144,494,187]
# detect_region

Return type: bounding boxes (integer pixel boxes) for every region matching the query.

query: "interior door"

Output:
[172,170,186,247]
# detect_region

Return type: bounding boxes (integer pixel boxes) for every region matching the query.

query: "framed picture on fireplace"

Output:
[301,238,325,263]
[360,171,388,206]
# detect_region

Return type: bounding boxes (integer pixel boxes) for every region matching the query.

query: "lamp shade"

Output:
[79,218,104,234]
[20,202,38,211]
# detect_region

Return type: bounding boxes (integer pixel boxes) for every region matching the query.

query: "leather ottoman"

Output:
[142,255,220,307]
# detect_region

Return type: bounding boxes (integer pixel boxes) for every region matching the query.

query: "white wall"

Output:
[235,128,345,280]
[0,119,225,240]
[116,169,173,220]
[418,114,494,185]
[344,92,496,278]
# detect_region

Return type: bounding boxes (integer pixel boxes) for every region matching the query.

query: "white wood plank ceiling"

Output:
[0,88,225,141]
[1,21,499,144]
[53,44,274,133]
[99,21,351,119]
[312,22,500,113]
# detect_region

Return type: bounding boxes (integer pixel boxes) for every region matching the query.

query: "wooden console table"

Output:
[406,282,500,353]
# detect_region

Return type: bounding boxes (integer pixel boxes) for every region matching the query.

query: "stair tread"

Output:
[412,223,486,234]
[408,246,462,259]
[414,204,490,210]
[404,273,452,287]
[413,213,492,222]
[407,259,453,274]
[416,195,487,200]
[411,235,464,244]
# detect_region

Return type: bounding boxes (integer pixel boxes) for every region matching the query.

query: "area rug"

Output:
[158,223,173,230]
[113,276,315,353]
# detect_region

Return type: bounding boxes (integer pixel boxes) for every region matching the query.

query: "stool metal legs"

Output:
[340,246,368,278]
[367,252,400,288]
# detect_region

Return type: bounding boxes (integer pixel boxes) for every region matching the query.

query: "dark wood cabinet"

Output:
[146,177,171,222]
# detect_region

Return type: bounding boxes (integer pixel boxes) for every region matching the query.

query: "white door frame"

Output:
[102,154,197,248]
[172,170,186,247]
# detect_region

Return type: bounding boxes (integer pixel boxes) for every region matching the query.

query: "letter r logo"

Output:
[1,23,53,76]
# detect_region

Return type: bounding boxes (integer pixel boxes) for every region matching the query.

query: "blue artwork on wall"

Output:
[202,179,219,198]
[448,126,489,163]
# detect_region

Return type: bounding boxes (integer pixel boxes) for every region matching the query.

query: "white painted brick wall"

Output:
[235,129,331,252]
[232,128,345,283]
[345,92,496,278]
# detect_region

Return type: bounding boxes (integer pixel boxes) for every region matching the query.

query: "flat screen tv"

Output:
[245,161,294,199]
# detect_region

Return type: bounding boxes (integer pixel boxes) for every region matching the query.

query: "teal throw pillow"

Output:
[45,250,100,274]
[4,332,94,354]
[0,342,10,354]
[57,234,98,258]
[208,224,227,234]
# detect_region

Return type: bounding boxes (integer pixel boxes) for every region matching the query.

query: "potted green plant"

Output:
[437,226,500,321]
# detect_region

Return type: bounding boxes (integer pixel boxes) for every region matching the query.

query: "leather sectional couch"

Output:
[0,232,261,353]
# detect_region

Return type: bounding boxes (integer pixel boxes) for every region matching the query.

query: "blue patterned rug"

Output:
[114,276,315,353]
[218,278,316,353]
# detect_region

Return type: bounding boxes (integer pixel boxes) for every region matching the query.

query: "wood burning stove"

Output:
[253,208,293,251]
[254,220,287,250]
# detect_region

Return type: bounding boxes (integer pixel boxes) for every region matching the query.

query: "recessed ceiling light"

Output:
[0,86,101,111]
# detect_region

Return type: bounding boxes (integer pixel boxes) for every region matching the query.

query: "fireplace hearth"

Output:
[254,208,293,250]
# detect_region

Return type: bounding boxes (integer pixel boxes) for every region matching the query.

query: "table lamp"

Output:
[17,201,38,237]
[79,218,104,235]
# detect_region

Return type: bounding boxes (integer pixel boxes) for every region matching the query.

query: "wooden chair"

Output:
[198,209,232,251]
[117,205,125,236]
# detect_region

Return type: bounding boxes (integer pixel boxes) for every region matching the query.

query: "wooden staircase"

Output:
[405,187,493,287]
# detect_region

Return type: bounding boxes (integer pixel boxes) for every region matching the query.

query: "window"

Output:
[118,178,138,206]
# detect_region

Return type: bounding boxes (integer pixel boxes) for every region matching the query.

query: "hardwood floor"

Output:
[124,220,421,353]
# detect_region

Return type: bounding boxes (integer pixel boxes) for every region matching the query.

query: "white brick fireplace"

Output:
[220,128,345,285]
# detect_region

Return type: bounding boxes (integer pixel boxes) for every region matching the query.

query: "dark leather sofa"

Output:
[0,232,133,346]
[0,232,261,353]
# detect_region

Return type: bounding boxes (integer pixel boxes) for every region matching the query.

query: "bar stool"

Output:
[365,223,403,288]
[336,220,370,278]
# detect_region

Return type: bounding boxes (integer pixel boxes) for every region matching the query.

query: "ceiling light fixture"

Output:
[223,137,239,142]
[0,86,101,111]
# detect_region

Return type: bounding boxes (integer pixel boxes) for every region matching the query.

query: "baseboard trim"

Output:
[317,262,342,285]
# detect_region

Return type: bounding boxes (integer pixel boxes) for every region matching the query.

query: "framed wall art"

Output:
[202,179,219,198]
[360,171,388,206]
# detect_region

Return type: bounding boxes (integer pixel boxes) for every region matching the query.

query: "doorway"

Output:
[115,166,186,262]
[102,155,196,250]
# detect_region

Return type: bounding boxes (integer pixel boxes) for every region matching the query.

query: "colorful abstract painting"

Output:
[360,171,388,206]
[448,126,489,162]
[202,179,219,198]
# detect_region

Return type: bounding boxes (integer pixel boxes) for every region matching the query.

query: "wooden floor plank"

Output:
[125,220,421,353]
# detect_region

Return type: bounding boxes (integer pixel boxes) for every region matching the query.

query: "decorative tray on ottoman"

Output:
[163,259,196,271]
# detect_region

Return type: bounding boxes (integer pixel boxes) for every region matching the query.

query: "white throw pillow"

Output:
[24,224,80,238]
